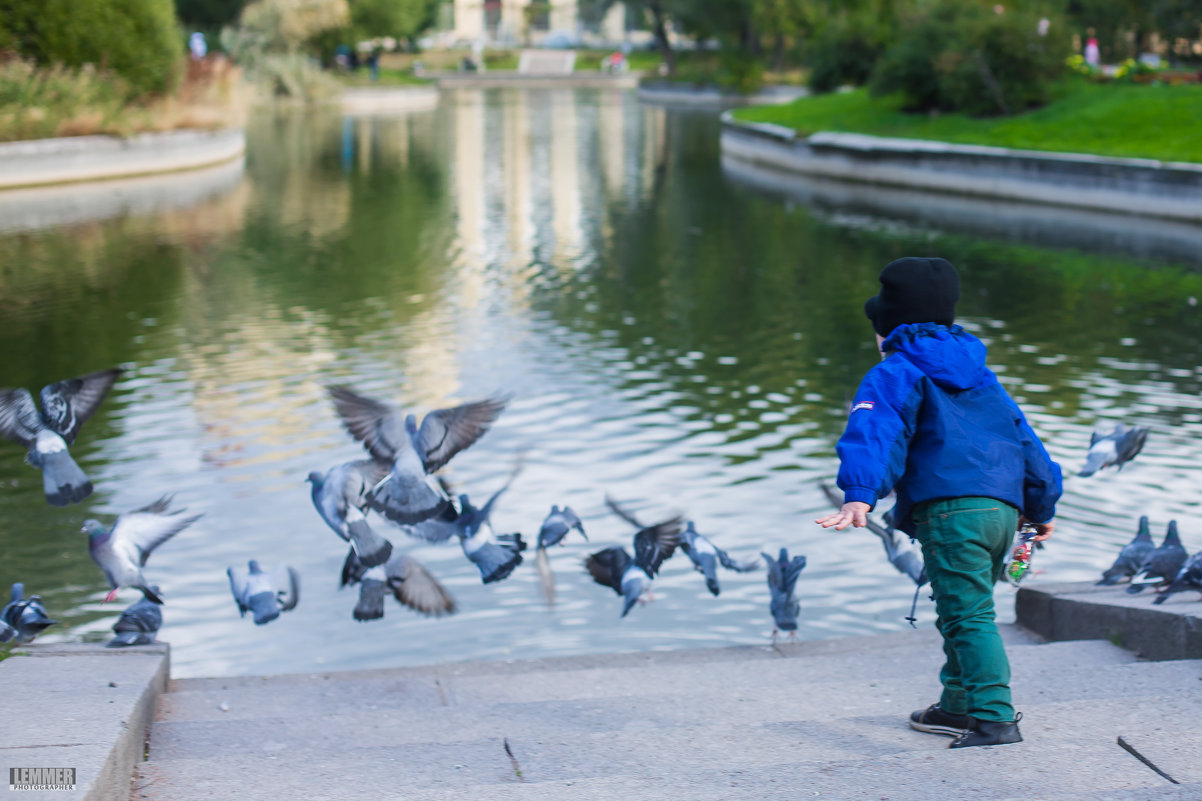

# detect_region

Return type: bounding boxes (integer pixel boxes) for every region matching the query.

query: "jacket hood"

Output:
[883,323,988,391]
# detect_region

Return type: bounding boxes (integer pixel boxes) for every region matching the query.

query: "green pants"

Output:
[913,496,1019,723]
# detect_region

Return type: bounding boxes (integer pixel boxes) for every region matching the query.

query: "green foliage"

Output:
[0,0,183,96]
[871,0,1068,115]
[807,13,887,93]
[175,0,250,31]
[349,0,439,43]
[733,79,1202,162]
[0,60,130,141]
[257,51,342,98]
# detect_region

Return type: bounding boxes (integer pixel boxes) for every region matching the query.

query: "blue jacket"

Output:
[836,323,1062,535]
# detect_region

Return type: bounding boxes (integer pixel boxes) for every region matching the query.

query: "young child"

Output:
[816,256,1062,748]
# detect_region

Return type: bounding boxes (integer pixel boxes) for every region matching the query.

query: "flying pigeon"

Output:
[107,591,163,647]
[454,468,527,584]
[84,495,202,604]
[340,547,457,620]
[763,548,807,641]
[585,496,683,617]
[326,385,508,524]
[1127,520,1188,594]
[227,560,300,625]
[307,458,394,568]
[533,505,587,605]
[1097,516,1155,585]
[678,520,759,596]
[821,483,926,586]
[1079,424,1149,477]
[0,368,122,505]
[1152,550,1202,606]
[1,583,57,643]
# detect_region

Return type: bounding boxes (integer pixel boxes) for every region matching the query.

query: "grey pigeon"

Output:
[537,506,587,549]
[1079,424,1149,477]
[1,583,57,643]
[585,496,683,617]
[1152,550,1202,606]
[678,520,759,596]
[0,617,15,644]
[1127,520,1188,594]
[1097,515,1155,585]
[535,505,587,605]
[340,547,457,620]
[84,495,201,604]
[327,385,508,524]
[455,470,527,584]
[0,368,122,506]
[763,548,807,641]
[107,590,162,647]
[227,560,300,625]
[821,483,925,586]
[307,458,394,567]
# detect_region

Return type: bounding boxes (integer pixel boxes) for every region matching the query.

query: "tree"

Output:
[349,0,438,45]
[176,0,250,32]
[237,0,349,52]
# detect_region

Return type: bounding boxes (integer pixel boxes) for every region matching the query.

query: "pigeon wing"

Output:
[39,368,122,444]
[586,546,632,594]
[346,458,392,507]
[327,386,407,461]
[0,388,44,447]
[272,565,300,611]
[112,500,202,565]
[416,395,509,473]
[603,494,647,530]
[717,546,760,572]
[340,547,366,587]
[227,566,250,615]
[386,554,457,617]
[479,457,525,523]
[1116,427,1148,464]
[634,517,683,576]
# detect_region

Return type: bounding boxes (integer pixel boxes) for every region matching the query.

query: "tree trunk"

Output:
[647,0,675,75]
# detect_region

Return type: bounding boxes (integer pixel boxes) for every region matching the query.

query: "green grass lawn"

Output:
[733,80,1202,163]
[336,67,433,87]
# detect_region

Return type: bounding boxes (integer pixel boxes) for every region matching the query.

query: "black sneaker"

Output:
[909,704,972,736]
[948,713,1024,748]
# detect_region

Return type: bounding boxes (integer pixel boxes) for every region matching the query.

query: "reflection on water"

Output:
[1,89,1200,678]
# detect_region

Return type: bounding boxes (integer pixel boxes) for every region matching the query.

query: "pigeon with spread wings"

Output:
[0,368,122,505]
[340,547,457,620]
[585,496,683,617]
[228,560,300,625]
[84,495,201,604]
[326,386,508,525]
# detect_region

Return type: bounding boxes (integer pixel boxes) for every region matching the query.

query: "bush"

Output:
[807,15,886,94]
[0,0,183,96]
[871,0,1069,116]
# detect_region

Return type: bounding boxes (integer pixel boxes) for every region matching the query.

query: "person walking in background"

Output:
[1084,35,1100,67]
[189,32,207,61]
[816,257,1062,748]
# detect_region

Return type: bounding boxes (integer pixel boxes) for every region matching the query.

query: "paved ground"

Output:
[133,626,1202,801]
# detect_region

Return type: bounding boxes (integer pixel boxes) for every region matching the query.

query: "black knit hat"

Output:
[864,257,960,337]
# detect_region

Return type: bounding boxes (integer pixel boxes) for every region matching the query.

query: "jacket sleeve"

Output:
[836,361,924,509]
[1006,397,1063,524]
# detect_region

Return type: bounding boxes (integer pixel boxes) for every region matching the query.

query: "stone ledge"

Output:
[1016,580,1202,660]
[720,116,1202,221]
[0,128,245,190]
[0,643,170,801]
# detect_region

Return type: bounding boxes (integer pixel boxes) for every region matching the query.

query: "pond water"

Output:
[1,88,1200,678]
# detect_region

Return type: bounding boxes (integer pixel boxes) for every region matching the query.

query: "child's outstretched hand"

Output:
[815,502,871,530]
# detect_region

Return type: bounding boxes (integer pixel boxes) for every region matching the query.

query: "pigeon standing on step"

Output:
[1127,521,1188,594]
[763,548,807,641]
[1,583,57,643]
[678,520,759,596]
[1151,550,1202,606]
[1097,516,1155,585]
[327,385,508,524]
[1078,424,1149,477]
[585,496,682,617]
[307,458,395,568]
[0,368,123,506]
[84,496,202,604]
[107,591,163,647]
[535,505,587,605]
[227,560,300,625]
[340,547,457,619]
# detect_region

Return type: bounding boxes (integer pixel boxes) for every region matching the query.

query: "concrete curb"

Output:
[0,129,245,191]
[434,72,640,89]
[638,82,807,108]
[720,114,1202,221]
[340,86,441,115]
[1016,581,1202,660]
[0,643,170,801]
